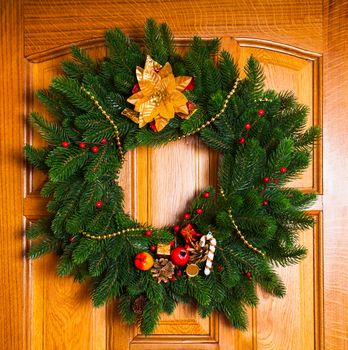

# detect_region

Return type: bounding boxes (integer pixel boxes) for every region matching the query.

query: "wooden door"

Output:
[1,1,347,349]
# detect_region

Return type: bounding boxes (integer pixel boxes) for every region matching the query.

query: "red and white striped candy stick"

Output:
[199,232,216,275]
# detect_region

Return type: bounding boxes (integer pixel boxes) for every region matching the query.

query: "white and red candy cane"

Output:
[200,232,216,275]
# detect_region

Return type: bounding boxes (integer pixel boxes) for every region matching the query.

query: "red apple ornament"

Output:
[171,247,190,266]
[134,252,154,271]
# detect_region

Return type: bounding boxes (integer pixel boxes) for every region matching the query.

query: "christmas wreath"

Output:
[25,19,320,334]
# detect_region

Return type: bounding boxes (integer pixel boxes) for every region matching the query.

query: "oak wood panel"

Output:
[5,1,347,349]
[23,0,323,59]
[323,1,348,349]
[256,212,323,350]
[0,1,26,350]
[23,37,323,349]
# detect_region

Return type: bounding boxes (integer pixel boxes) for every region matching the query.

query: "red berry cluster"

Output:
[261,167,287,206]
[238,109,265,145]
[61,138,108,153]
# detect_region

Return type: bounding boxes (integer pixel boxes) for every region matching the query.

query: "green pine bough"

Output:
[25,19,320,335]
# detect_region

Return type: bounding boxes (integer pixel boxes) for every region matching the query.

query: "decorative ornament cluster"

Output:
[25,19,320,335]
[122,55,194,131]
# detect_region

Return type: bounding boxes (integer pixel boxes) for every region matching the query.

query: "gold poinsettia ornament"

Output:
[125,55,193,131]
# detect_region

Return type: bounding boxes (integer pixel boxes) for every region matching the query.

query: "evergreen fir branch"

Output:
[24,144,50,171]
[117,295,137,325]
[26,218,52,240]
[267,244,307,267]
[51,76,94,111]
[88,253,109,277]
[219,51,239,92]
[72,238,99,264]
[30,112,68,145]
[162,295,177,315]
[140,300,162,335]
[200,128,233,152]
[255,268,286,298]
[47,147,88,182]
[57,244,76,276]
[243,56,265,99]
[71,45,97,71]
[219,139,266,194]
[187,276,212,306]
[61,60,84,81]
[28,237,59,259]
[105,27,143,77]
[66,213,85,234]
[158,23,176,61]
[219,296,248,330]
[294,126,321,150]
[220,263,240,288]
[144,18,169,65]
[36,89,65,121]
[91,265,119,307]
[266,137,294,174]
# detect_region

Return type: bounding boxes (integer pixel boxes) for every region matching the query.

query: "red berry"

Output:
[79,142,86,149]
[184,77,195,91]
[169,276,176,282]
[95,200,103,208]
[258,109,265,116]
[62,141,69,148]
[274,179,279,185]
[170,240,175,247]
[263,200,269,206]
[91,145,99,153]
[186,100,195,112]
[132,83,140,94]
[239,137,245,144]
[173,225,180,233]
[196,208,203,215]
[280,167,287,173]
[183,213,190,220]
[263,176,270,183]
[101,138,107,144]
[176,270,182,277]
[245,123,251,130]
[217,265,223,271]
[150,245,156,252]
[245,271,252,279]
[145,230,152,237]
[203,191,210,199]
[149,120,157,132]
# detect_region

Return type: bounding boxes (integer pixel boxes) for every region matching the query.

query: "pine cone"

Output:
[132,295,146,314]
[151,258,175,283]
[188,242,209,263]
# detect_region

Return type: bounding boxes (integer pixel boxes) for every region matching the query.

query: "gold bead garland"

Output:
[80,227,145,240]
[81,86,125,162]
[176,78,241,140]
[219,188,266,257]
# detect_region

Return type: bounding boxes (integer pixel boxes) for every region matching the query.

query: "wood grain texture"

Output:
[23,0,323,58]
[323,1,348,349]
[5,0,346,349]
[22,26,323,350]
[0,1,26,349]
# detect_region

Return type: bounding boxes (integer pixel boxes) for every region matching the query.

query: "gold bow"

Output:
[126,56,193,131]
